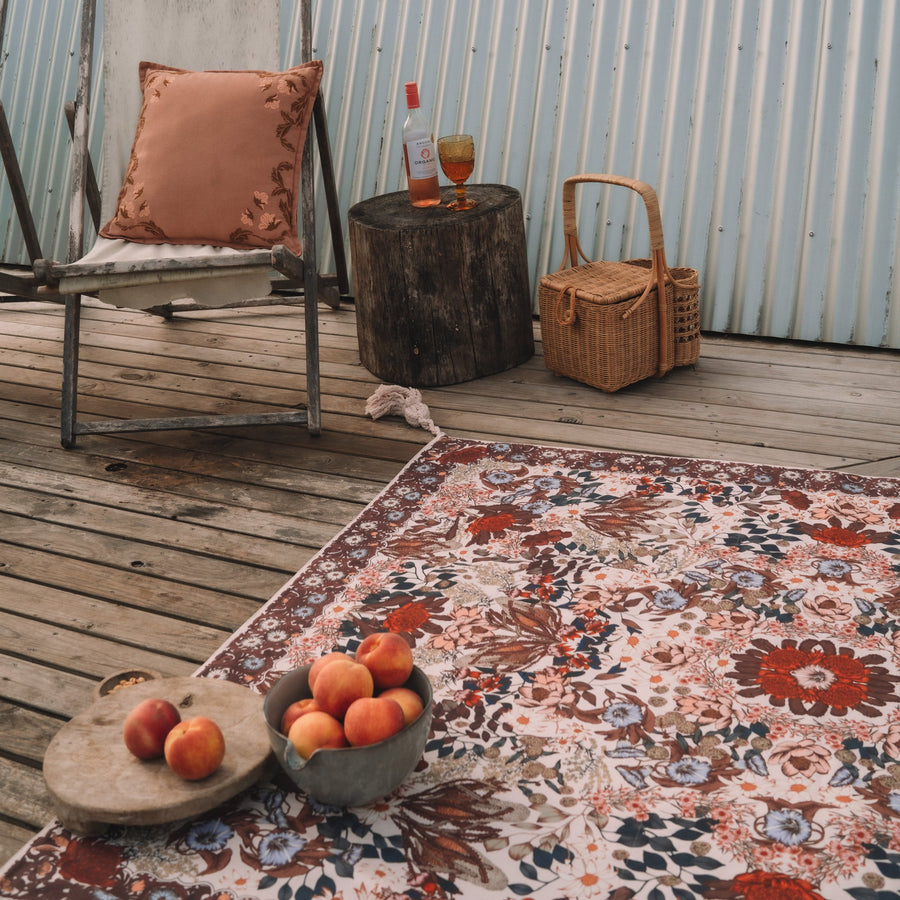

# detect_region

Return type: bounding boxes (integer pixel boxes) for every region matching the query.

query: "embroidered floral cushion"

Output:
[99,60,323,253]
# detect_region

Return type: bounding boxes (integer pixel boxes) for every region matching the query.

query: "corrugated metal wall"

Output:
[2,0,898,348]
[0,0,87,264]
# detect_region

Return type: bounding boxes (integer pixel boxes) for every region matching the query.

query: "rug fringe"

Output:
[365,385,442,436]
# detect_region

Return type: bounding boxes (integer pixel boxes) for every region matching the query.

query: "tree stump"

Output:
[349,184,534,387]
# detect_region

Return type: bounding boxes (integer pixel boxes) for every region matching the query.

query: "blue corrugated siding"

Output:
[2,0,898,348]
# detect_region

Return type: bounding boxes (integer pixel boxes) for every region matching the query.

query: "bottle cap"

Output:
[405,81,420,108]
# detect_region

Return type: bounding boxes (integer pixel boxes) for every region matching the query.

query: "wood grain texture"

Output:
[350,185,534,386]
[0,296,897,864]
[43,677,273,835]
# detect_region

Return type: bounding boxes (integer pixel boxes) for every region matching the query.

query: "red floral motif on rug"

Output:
[2,436,899,899]
[729,638,899,717]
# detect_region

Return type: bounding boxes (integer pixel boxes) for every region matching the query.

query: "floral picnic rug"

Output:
[3,436,900,900]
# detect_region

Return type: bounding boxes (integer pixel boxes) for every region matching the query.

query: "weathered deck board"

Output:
[0,297,898,866]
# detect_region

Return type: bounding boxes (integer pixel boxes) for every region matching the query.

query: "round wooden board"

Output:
[43,676,274,835]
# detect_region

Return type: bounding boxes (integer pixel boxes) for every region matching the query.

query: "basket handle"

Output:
[560,174,665,269]
[557,174,688,376]
[554,285,578,326]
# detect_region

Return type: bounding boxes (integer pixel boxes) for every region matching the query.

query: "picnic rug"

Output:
[3,435,900,900]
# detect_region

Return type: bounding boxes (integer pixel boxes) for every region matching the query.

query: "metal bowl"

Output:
[263,664,433,807]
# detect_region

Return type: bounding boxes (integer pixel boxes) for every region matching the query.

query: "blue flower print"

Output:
[744,754,768,776]
[763,809,812,846]
[534,477,562,491]
[606,740,645,758]
[147,891,181,900]
[684,570,710,584]
[257,830,308,867]
[665,758,712,785]
[308,797,344,816]
[602,702,643,728]
[486,470,516,484]
[616,765,651,789]
[829,766,858,788]
[242,656,265,672]
[185,818,233,853]
[341,844,365,866]
[817,559,851,578]
[854,596,878,617]
[732,570,764,589]
[652,589,688,610]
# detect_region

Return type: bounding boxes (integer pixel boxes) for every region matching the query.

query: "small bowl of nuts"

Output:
[95,669,162,700]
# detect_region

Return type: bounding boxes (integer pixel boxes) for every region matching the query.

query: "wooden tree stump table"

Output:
[348,184,534,387]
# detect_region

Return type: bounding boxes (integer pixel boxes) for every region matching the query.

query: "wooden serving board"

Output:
[43,676,274,835]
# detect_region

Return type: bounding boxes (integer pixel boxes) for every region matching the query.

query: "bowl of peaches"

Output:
[263,632,433,807]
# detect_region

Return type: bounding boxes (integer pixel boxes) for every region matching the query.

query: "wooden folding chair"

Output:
[32,0,349,448]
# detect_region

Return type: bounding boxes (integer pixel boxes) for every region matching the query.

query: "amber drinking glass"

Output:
[437,134,477,210]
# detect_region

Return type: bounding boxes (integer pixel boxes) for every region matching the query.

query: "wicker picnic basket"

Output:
[539,174,700,392]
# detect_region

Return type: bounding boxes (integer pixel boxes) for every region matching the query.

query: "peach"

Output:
[163,716,226,781]
[122,697,181,760]
[287,710,347,759]
[355,632,414,689]
[312,659,374,719]
[280,698,322,735]
[378,686,424,725]
[308,651,354,692]
[343,696,405,747]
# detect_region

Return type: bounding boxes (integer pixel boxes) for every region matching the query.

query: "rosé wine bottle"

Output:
[402,82,441,208]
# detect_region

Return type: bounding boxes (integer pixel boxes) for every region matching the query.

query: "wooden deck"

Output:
[1,296,898,865]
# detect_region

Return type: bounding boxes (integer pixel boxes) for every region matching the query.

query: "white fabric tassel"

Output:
[365,385,441,436]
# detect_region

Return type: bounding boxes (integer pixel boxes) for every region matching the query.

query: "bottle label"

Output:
[405,137,438,180]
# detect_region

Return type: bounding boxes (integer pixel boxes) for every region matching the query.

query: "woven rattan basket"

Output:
[539,174,700,392]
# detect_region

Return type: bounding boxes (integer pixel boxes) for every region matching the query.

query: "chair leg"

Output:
[0,100,43,264]
[313,93,350,302]
[305,266,321,436]
[60,293,82,449]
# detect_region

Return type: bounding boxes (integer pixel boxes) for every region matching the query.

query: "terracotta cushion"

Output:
[100,60,323,253]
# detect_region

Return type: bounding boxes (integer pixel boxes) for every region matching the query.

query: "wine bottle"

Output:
[402,82,441,207]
